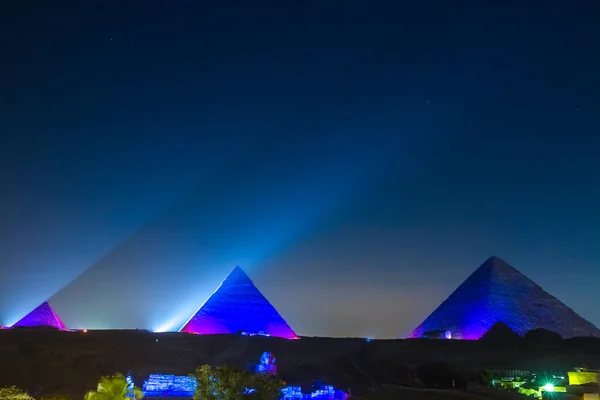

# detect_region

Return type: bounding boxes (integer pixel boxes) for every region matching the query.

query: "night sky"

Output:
[1,1,599,338]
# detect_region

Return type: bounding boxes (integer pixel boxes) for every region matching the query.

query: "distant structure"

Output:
[479,322,523,344]
[141,353,347,399]
[410,256,600,340]
[255,352,277,375]
[422,329,452,339]
[12,302,67,330]
[142,374,197,397]
[180,266,298,339]
[281,383,349,400]
[569,367,599,386]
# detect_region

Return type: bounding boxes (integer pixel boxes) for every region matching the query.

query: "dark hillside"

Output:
[1,329,600,398]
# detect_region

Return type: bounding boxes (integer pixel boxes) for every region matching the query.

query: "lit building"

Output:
[179,266,298,339]
[11,302,67,330]
[410,256,600,340]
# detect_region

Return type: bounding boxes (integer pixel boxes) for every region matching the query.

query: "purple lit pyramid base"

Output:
[12,302,67,330]
[180,266,298,339]
[410,256,600,340]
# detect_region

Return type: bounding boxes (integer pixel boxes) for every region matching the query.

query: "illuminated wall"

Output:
[568,371,599,385]
[281,385,348,400]
[410,256,600,340]
[11,302,67,330]
[142,373,347,400]
[142,374,197,397]
[180,266,297,339]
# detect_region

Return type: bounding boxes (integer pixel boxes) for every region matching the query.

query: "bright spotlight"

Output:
[542,383,555,392]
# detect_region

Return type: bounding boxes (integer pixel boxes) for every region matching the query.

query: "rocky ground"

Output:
[1,328,600,399]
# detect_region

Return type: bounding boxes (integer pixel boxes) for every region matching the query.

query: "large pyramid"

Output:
[12,302,67,330]
[410,256,600,340]
[179,266,298,339]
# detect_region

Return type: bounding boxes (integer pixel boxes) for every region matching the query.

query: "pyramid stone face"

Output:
[12,302,67,330]
[410,256,600,340]
[180,266,298,339]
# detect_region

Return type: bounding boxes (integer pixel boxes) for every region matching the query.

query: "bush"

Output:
[84,373,142,400]
[478,369,494,386]
[0,387,34,400]
[518,387,541,398]
[193,365,283,400]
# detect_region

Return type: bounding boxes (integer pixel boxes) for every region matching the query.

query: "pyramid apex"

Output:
[483,255,508,264]
[478,256,515,273]
[226,266,250,281]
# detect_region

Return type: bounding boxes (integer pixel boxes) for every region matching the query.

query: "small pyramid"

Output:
[180,266,298,339]
[524,328,563,343]
[12,302,67,330]
[480,322,523,344]
[410,256,600,340]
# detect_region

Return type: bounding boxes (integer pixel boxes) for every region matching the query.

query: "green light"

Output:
[542,383,555,392]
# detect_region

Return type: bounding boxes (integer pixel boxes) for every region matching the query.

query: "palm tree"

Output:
[85,373,142,400]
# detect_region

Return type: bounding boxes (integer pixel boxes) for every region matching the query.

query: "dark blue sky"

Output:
[1,1,599,337]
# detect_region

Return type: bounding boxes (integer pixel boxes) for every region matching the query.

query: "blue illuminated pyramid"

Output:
[410,256,600,340]
[180,266,298,339]
[12,301,67,330]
